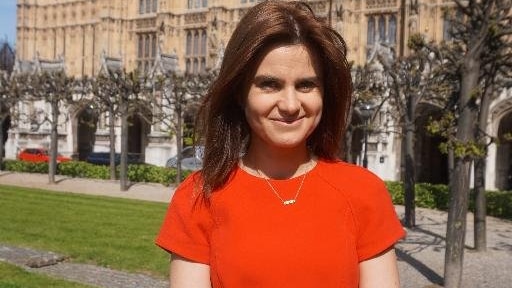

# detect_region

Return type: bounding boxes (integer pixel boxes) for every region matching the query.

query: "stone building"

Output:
[10,0,512,190]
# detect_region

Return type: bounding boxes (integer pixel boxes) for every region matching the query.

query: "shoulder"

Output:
[313,159,392,211]
[171,171,207,208]
[314,159,386,192]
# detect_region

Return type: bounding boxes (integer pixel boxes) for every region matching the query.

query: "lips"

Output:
[272,116,304,125]
[270,116,306,123]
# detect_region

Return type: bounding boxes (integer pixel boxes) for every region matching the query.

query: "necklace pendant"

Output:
[283,199,296,205]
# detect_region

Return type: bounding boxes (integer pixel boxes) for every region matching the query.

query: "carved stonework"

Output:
[184,12,207,24]
[366,0,398,9]
[136,18,157,30]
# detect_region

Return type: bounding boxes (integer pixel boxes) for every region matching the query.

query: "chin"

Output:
[268,138,308,149]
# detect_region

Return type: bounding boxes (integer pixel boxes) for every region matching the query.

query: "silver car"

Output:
[166,146,204,171]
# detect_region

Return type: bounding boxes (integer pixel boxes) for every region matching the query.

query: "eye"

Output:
[296,80,319,93]
[256,79,281,92]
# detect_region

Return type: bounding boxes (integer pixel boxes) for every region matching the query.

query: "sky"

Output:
[0,0,17,46]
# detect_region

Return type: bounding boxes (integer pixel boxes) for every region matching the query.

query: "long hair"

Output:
[196,0,353,195]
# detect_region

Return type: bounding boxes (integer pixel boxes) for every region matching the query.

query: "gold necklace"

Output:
[255,159,313,206]
[258,171,307,205]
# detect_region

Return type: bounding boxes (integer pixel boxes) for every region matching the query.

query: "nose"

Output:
[277,87,301,116]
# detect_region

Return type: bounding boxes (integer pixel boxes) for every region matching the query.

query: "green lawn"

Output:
[0,261,95,288]
[0,185,170,279]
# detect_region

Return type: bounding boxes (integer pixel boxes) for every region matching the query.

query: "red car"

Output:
[17,148,71,163]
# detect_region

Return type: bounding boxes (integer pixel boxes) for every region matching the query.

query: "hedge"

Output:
[385,181,512,221]
[1,159,190,186]
[2,160,511,221]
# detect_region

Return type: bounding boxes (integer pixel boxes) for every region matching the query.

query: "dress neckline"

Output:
[237,158,321,182]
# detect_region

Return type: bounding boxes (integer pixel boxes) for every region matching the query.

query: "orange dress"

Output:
[156,160,405,287]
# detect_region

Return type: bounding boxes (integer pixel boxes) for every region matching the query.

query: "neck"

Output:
[241,145,314,179]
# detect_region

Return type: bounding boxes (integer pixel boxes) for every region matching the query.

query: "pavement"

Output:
[1,172,512,288]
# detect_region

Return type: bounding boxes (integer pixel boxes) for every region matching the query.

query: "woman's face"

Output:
[244,44,323,151]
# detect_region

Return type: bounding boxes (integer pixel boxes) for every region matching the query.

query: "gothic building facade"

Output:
[10,0,512,190]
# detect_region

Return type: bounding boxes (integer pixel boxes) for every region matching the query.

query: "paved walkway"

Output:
[1,172,512,287]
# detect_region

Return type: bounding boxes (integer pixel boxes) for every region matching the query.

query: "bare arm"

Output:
[359,247,400,288]
[169,254,212,288]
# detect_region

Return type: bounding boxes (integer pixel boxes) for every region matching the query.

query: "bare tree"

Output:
[91,73,121,180]
[25,71,88,183]
[0,71,23,168]
[433,1,512,287]
[376,35,451,228]
[155,72,212,183]
[348,64,386,165]
[110,69,150,191]
[471,1,512,252]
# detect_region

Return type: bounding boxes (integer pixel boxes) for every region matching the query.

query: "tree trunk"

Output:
[444,159,472,288]
[473,156,486,251]
[48,99,59,184]
[404,92,417,228]
[473,83,492,251]
[404,120,416,227]
[120,110,129,191]
[444,52,480,288]
[0,117,4,170]
[175,90,183,184]
[108,106,116,180]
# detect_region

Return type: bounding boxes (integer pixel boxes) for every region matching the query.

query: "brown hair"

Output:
[196,0,352,195]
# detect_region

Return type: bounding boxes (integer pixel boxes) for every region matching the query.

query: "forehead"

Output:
[253,44,322,77]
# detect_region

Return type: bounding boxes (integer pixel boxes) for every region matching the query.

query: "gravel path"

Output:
[1,172,511,287]
[0,244,168,288]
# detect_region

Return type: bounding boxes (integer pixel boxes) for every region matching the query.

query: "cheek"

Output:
[244,95,270,119]
[243,102,261,130]
[310,95,323,116]
[310,96,323,128]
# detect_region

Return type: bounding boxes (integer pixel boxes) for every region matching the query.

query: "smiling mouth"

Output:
[273,116,304,124]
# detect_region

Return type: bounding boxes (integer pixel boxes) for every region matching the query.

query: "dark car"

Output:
[86,152,142,165]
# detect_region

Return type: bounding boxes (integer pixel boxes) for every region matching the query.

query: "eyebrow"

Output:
[253,75,321,83]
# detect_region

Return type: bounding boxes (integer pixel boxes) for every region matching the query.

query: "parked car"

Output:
[86,152,142,165]
[17,148,71,163]
[166,146,204,171]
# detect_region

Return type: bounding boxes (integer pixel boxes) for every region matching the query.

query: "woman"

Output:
[156,1,405,287]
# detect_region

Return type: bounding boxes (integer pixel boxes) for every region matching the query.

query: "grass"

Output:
[0,261,95,288]
[0,185,171,279]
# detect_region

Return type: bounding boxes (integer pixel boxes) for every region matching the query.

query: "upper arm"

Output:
[170,254,211,288]
[359,247,400,288]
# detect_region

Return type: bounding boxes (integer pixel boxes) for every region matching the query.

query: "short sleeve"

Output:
[350,171,405,261]
[155,174,213,264]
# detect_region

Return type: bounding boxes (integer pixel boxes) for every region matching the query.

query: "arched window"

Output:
[367,16,375,45]
[186,59,191,74]
[152,0,158,12]
[144,34,150,57]
[193,59,199,74]
[151,35,157,57]
[146,0,151,13]
[388,15,396,44]
[193,31,199,56]
[138,34,143,57]
[202,0,208,8]
[139,0,144,14]
[186,31,192,55]
[200,58,206,73]
[378,15,386,43]
[200,30,207,55]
